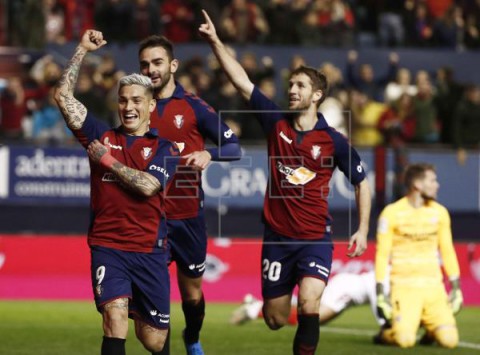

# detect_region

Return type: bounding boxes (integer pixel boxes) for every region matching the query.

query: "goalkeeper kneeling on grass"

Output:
[374,163,463,349]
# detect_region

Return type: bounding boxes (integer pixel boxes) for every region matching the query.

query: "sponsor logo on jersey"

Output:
[224,129,233,139]
[279,131,292,144]
[311,145,321,159]
[149,164,170,180]
[101,172,118,182]
[95,285,103,297]
[142,147,152,160]
[174,114,184,129]
[276,161,316,185]
[174,142,185,153]
[308,261,330,278]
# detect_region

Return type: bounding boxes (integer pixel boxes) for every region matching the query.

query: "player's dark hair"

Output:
[290,65,329,106]
[404,163,435,190]
[138,35,174,61]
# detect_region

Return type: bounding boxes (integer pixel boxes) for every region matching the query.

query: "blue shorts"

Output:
[90,246,170,329]
[167,210,207,278]
[261,225,333,299]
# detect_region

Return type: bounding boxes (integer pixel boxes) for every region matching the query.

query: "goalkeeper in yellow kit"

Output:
[374,163,463,348]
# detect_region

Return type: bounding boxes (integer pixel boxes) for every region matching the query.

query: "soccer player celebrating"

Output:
[54,30,179,355]
[375,163,463,348]
[199,10,371,355]
[137,34,241,354]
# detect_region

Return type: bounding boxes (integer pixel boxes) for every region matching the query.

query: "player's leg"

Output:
[91,246,132,355]
[177,270,205,344]
[263,293,294,329]
[293,277,326,355]
[101,298,129,355]
[260,226,298,330]
[293,237,333,354]
[319,304,340,324]
[318,273,364,325]
[422,286,458,348]
[135,321,169,354]
[168,214,207,354]
[390,286,423,348]
[129,248,171,354]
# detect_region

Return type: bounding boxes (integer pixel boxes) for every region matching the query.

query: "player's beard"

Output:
[421,192,436,202]
[153,71,172,94]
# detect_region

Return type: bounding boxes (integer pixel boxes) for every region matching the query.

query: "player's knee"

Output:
[263,314,287,330]
[102,304,128,336]
[139,336,165,353]
[435,326,459,349]
[394,331,416,348]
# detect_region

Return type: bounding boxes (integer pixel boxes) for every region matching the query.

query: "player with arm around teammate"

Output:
[54,30,180,355]
[137,34,241,355]
[375,163,463,348]
[199,10,371,355]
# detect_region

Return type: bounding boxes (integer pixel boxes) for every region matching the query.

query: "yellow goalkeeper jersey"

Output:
[375,197,460,287]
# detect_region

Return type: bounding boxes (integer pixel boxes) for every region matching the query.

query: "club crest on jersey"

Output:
[142,147,152,160]
[174,115,184,129]
[311,145,321,159]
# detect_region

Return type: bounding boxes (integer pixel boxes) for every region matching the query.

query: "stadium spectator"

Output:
[230,270,389,327]
[377,0,406,47]
[200,10,371,355]
[432,4,465,49]
[137,33,242,355]
[433,66,464,145]
[297,10,324,47]
[346,50,399,102]
[375,163,463,348]
[160,0,195,43]
[318,0,356,47]
[219,0,270,43]
[43,0,66,45]
[349,89,386,147]
[378,93,416,147]
[0,76,27,139]
[94,0,134,44]
[54,29,180,354]
[377,93,415,199]
[131,0,161,41]
[412,72,439,143]
[453,84,480,165]
[264,0,300,44]
[31,87,71,144]
[384,67,417,103]
[463,12,480,49]
[403,1,435,47]
[317,63,348,136]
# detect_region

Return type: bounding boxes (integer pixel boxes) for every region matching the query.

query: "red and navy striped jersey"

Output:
[249,87,366,240]
[150,83,241,219]
[73,114,180,253]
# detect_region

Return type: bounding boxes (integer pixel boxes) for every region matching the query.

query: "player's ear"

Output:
[313,90,323,104]
[149,98,156,113]
[170,59,179,74]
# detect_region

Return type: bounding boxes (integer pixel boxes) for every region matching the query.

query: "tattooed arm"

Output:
[87,140,161,197]
[54,30,107,130]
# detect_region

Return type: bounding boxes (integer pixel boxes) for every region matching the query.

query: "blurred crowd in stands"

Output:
[2,0,480,49]
[0,0,480,165]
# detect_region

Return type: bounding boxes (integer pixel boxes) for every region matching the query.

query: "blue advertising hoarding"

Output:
[0,145,478,211]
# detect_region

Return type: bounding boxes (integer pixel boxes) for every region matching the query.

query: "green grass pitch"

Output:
[0,301,479,354]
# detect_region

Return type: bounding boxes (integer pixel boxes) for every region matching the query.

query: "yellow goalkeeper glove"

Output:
[376,293,392,323]
[449,278,463,315]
